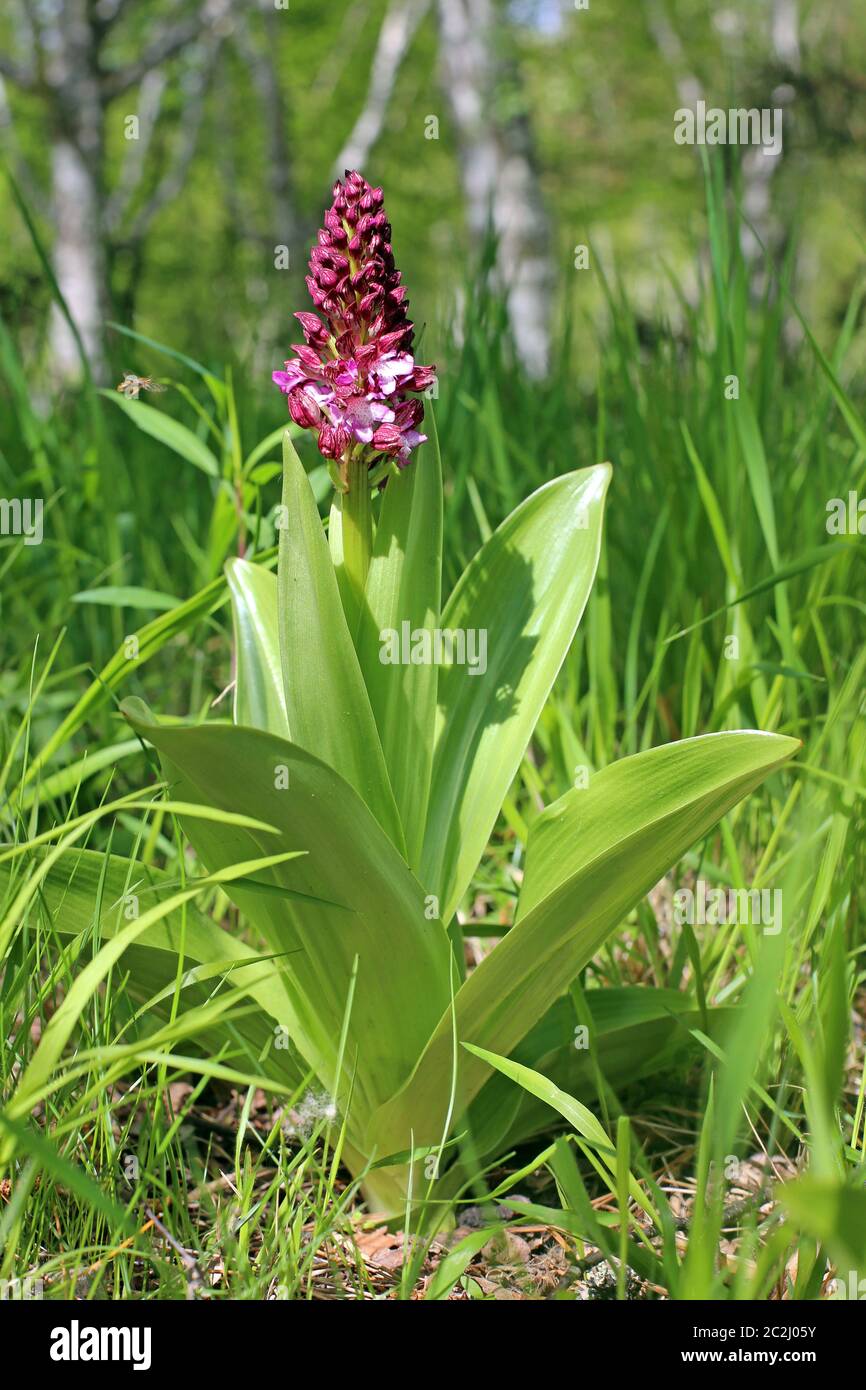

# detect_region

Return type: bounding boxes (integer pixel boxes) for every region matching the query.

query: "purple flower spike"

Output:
[273,170,435,481]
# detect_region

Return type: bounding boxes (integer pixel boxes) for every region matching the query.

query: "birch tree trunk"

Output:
[50,135,110,380]
[435,0,554,378]
[2,0,228,382]
[45,0,110,380]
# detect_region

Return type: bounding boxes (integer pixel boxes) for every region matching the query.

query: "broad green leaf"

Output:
[226,558,287,735]
[278,432,405,853]
[121,704,452,1139]
[517,731,795,916]
[100,390,220,477]
[421,464,610,920]
[356,436,443,869]
[368,731,798,1161]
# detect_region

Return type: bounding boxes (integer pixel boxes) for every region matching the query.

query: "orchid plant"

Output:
[35,173,799,1215]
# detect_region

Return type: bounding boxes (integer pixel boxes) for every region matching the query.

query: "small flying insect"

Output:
[116,373,167,400]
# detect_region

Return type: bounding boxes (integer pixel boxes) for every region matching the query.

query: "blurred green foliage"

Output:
[1,0,865,380]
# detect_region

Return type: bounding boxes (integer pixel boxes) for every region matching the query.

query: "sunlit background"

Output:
[1,0,864,391]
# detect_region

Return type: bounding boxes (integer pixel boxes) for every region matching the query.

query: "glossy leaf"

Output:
[227,557,287,735]
[277,432,405,853]
[421,464,610,921]
[121,703,453,1141]
[368,731,798,1161]
[356,435,443,869]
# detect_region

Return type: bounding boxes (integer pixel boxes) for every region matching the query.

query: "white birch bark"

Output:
[435,0,554,378]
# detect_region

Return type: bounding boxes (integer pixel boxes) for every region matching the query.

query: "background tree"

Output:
[0,0,864,383]
[0,0,234,379]
[436,0,554,378]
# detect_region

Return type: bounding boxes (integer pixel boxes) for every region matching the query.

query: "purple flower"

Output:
[272,170,435,478]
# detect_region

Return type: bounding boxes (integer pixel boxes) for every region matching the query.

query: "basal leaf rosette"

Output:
[107,169,801,1220]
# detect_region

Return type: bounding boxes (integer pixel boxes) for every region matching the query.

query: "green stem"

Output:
[341,453,372,631]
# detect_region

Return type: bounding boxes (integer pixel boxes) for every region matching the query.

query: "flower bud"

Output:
[371,423,403,452]
[287,388,322,429]
[317,423,351,460]
[294,311,329,347]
